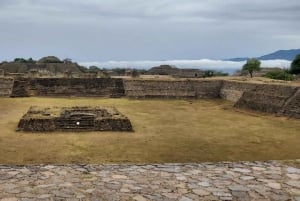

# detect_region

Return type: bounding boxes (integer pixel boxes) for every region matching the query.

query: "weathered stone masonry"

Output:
[0,78,14,97]
[219,81,258,102]
[123,79,222,99]
[282,88,300,118]
[234,84,299,116]
[1,78,299,118]
[220,80,300,118]
[17,106,133,132]
[11,78,125,97]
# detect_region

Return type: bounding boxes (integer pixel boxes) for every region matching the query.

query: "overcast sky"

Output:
[0,0,299,65]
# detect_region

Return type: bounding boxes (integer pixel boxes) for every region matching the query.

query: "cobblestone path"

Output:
[0,161,300,201]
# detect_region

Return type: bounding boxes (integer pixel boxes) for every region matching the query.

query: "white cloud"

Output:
[79,59,291,71]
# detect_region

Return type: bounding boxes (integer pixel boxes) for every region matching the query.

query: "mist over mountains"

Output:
[79,49,299,74]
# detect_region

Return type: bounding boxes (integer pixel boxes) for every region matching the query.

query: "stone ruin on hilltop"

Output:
[17,106,133,132]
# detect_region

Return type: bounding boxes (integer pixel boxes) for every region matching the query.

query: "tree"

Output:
[27,58,35,63]
[290,54,300,74]
[203,70,214,78]
[14,58,27,63]
[242,58,261,78]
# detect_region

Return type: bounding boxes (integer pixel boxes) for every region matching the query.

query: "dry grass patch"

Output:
[0,97,299,164]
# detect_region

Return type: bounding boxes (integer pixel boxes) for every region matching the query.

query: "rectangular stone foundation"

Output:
[17,106,133,132]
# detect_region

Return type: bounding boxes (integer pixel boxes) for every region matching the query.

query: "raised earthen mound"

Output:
[17,106,133,132]
[37,56,62,64]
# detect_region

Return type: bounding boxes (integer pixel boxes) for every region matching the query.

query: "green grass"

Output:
[0,97,299,164]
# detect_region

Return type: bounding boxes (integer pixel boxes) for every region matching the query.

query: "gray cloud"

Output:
[0,0,299,63]
[2,0,300,22]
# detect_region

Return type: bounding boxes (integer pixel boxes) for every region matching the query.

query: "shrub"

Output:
[263,71,293,81]
[203,70,228,78]
[203,70,214,77]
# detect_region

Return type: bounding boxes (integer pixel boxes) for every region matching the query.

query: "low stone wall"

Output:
[124,79,222,99]
[220,81,257,102]
[234,84,299,115]
[3,78,300,119]
[11,78,125,97]
[0,78,14,97]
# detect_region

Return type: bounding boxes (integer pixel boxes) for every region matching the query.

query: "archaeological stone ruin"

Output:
[0,77,299,119]
[0,78,14,97]
[17,106,133,132]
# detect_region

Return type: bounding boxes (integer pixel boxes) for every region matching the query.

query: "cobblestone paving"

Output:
[0,161,300,201]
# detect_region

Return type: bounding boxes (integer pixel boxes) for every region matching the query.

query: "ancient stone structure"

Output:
[0,77,299,118]
[0,78,14,97]
[0,57,83,75]
[234,84,298,114]
[282,88,300,118]
[10,79,30,97]
[17,106,133,132]
[147,65,204,78]
[218,81,300,118]
[37,56,62,64]
[147,65,179,75]
[11,78,125,97]
[219,81,258,102]
[123,79,222,99]
[28,69,39,78]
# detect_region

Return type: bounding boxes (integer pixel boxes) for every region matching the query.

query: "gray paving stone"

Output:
[286,181,300,188]
[0,161,298,200]
[179,196,193,201]
[192,188,211,196]
[267,182,281,189]
[198,181,210,187]
[229,185,249,191]
[133,195,148,201]
[287,167,300,174]
[37,194,52,199]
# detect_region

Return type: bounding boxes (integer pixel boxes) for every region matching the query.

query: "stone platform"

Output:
[0,161,299,201]
[17,106,133,132]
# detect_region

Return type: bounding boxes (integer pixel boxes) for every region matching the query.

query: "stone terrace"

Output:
[0,161,300,201]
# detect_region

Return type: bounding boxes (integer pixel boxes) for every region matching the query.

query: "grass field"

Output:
[0,97,299,164]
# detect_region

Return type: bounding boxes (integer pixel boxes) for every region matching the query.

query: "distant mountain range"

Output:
[227,49,300,61]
